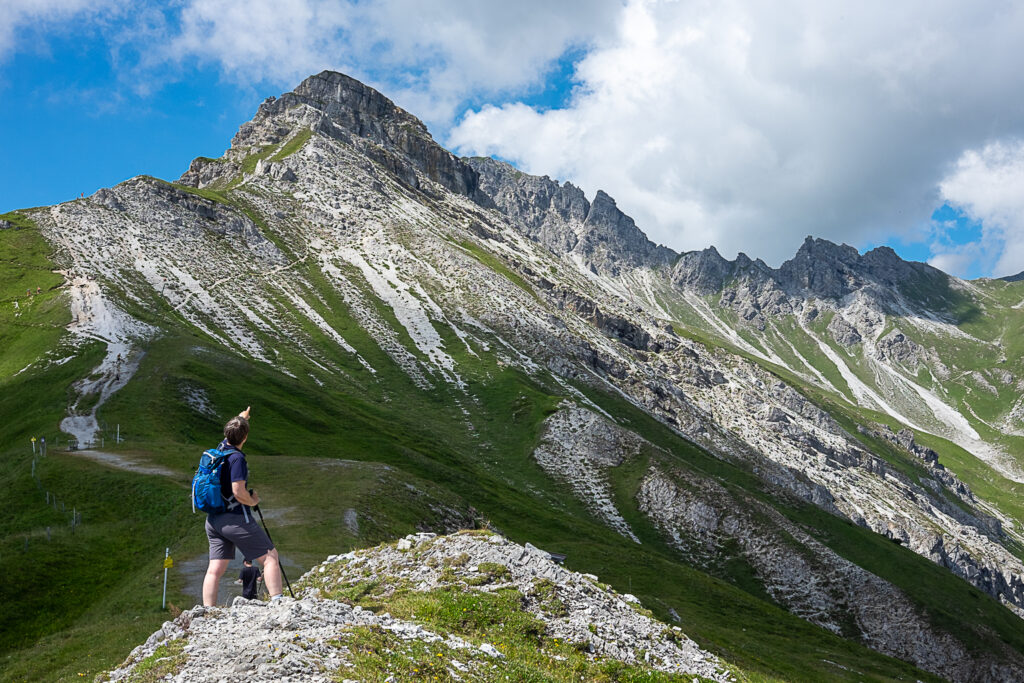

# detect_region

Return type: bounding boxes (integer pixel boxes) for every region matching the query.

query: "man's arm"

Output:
[232,480,259,506]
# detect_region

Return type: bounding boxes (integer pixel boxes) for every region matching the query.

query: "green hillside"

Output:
[0,212,995,683]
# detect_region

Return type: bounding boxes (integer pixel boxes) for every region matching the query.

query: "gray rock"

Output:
[827,314,862,347]
[469,158,675,275]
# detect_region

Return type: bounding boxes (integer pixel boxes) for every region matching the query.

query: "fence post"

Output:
[162,548,170,609]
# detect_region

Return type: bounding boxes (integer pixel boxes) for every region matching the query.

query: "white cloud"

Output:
[939,139,1024,278]
[450,0,1024,268]
[0,0,121,61]
[162,0,620,124]
[6,0,1024,276]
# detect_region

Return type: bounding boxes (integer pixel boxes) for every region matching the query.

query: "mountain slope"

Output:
[3,70,1024,681]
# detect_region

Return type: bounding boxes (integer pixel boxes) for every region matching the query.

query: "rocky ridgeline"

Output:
[103,532,731,682]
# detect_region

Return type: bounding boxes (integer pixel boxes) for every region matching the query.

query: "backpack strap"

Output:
[217,444,243,511]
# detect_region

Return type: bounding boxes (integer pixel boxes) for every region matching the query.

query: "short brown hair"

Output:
[224,416,249,446]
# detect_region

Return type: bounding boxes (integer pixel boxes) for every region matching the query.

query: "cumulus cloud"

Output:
[7,0,1024,275]
[939,140,1024,278]
[163,0,619,124]
[450,0,1024,268]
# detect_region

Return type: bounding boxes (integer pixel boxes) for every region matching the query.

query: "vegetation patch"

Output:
[122,639,188,683]
[529,578,569,618]
[456,239,540,302]
[270,128,313,162]
[334,588,699,682]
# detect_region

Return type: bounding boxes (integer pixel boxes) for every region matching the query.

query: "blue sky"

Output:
[3,1,1024,278]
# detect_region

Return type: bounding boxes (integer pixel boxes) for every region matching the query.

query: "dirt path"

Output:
[73,449,180,478]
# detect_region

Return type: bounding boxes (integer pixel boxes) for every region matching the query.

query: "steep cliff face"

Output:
[469,157,675,275]
[13,70,1024,679]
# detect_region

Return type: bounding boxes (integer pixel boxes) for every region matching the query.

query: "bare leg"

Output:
[255,548,282,598]
[203,559,231,606]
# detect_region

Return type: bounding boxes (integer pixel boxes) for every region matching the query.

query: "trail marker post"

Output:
[162,548,172,609]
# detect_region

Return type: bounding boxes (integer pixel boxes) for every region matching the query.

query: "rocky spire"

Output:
[468,158,676,276]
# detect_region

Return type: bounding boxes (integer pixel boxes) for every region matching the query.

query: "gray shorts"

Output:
[206,511,274,561]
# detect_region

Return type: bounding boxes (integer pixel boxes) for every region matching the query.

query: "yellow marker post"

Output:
[162,548,171,609]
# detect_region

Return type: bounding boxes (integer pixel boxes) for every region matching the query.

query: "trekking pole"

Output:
[252,503,295,598]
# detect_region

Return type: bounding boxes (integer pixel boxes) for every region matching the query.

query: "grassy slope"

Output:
[0,205,1005,682]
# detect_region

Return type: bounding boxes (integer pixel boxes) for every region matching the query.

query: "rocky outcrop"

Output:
[874,328,923,365]
[105,533,730,682]
[670,246,735,294]
[827,314,862,347]
[468,156,589,253]
[547,285,660,352]
[532,404,644,542]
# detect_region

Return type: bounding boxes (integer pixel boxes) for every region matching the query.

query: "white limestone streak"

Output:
[336,244,465,388]
[682,291,781,364]
[804,320,927,429]
[276,285,376,373]
[61,277,154,445]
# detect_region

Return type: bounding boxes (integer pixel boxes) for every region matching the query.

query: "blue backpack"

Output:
[191,447,232,514]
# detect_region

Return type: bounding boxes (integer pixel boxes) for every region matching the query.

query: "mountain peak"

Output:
[792,236,860,263]
[283,70,430,140]
[181,70,483,200]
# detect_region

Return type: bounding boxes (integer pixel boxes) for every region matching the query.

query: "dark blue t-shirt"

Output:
[218,440,248,514]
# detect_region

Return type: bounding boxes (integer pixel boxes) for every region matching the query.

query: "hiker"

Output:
[40,437,46,456]
[201,407,283,606]
[238,559,262,600]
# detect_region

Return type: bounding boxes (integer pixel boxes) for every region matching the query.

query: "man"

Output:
[238,559,262,600]
[201,406,283,606]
